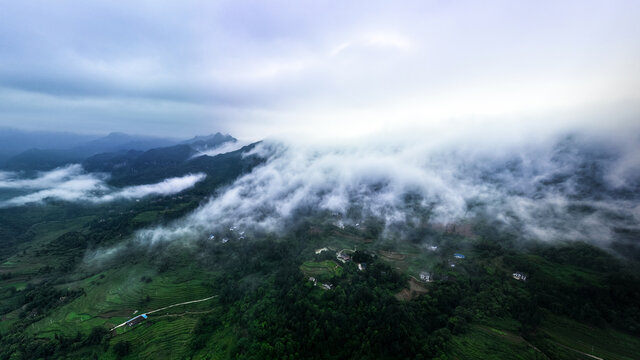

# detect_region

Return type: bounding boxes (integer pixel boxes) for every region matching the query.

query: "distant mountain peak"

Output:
[184,133,237,150]
[184,132,234,142]
[105,131,129,138]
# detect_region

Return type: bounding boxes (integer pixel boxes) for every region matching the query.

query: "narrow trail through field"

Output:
[153,309,215,319]
[548,339,604,360]
[109,295,217,331]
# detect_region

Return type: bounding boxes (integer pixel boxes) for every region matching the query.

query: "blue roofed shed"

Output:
[126,314,148,327]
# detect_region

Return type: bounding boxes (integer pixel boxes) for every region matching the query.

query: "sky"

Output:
[0,0,639,139]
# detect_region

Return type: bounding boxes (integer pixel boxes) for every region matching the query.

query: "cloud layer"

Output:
[191,139,250,159]
[0,164,205,207]
[135,125,640,252]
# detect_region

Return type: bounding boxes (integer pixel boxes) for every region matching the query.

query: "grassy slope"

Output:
[111,316,200,359]
[0,215,96,332]
[28,263,215,337]
[449,314,640,360]
[0,215,95,275]
[0,208,217,358]
[300,260,343,278]
[449,324,543,360]
[532,313,640,360]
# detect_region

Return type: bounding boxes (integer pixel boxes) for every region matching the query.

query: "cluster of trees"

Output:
[0,282,85,359]
[186,235,529,359]
[509,243,640,334]
[0,325,116,360]
[186,229,640,359]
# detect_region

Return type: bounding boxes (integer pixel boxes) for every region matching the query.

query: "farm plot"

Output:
[300,260,343,279]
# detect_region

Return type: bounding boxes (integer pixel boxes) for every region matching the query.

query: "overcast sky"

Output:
[0,0,638,139]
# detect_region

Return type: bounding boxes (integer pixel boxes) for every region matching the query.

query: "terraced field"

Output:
[112,315,200,359]
[300,260,343,279]
[28,264,215,338]
[449,324,542,360]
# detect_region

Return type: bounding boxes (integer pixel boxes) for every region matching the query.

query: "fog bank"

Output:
[0,165,205,207]
[135,123,640,252]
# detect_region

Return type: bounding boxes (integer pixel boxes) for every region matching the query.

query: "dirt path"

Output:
[548,339,604,360]
[473,325,551,360]
[472,325,601,360]
[153,309,215,319]
[145,295,218,315]
[521,339,551,360]
[109,295,217,331]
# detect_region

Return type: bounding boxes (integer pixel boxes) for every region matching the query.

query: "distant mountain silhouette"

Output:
[1,129,243,175]
[0,127,99,165]
[75,132,180,155]
[3,149,85,171]
[84,141,261,186]
[182,132,237,151]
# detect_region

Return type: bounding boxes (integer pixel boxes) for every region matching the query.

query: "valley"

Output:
[0,133,639,359]
[2,2,640,358]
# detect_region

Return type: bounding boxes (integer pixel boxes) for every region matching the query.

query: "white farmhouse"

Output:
[512,272,527,281]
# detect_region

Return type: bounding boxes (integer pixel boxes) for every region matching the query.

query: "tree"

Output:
[84,326,108,345]
[113,341,131,358]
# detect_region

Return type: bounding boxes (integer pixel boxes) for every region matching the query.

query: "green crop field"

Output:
[449,325,543,360]
[532,313,640,360]
[300,260,343,279]
[113,316,200,359]
[27,262,216,338]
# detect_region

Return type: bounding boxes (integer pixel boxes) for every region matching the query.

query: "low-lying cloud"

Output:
[0,164,97,189]
[191,139,250,159]
[0,164,205,207]
[135,126,640,253]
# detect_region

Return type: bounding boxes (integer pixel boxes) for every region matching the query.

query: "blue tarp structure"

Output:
[126,313,149,327]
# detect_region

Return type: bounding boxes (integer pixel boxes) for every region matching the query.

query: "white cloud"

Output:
[191,139,250,158]
[99,173,206,202]
[2,175,108,206]
[136,125,640,250]
[0,164,96,189]
[0,165,205,207]
[365,31,413,50]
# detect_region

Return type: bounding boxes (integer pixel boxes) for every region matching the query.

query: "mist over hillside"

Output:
[0,132,244,207]
[2,1,640,358]
[0,164,206,207]
[131,125,640,259]
[0,128,236,171]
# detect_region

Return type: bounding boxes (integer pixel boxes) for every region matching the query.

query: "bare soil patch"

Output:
[395,277,428,301]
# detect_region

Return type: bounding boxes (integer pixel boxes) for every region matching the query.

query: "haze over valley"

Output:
[1,1,639,359]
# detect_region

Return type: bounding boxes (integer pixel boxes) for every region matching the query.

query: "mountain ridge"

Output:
[1,131,238,171]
